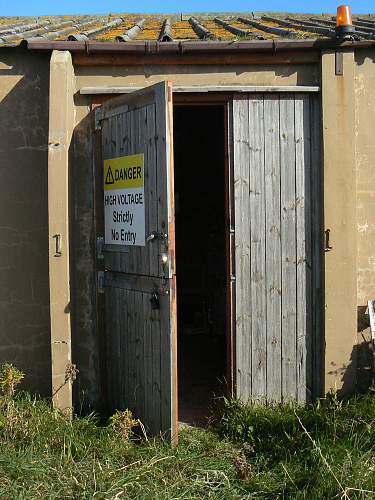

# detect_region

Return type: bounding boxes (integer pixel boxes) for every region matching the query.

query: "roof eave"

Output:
[26,38,375,54]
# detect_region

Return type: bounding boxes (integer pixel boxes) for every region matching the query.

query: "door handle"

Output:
[325,229,333,252]
[53,234,62,257]
[146,231,167,242]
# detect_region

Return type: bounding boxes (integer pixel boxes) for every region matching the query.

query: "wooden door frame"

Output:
[92,92,236,418]
[173,94,236,397]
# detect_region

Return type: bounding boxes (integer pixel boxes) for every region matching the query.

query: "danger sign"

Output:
[104,154,145,246]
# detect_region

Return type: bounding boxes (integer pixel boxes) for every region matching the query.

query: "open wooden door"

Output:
[95,82,177,441]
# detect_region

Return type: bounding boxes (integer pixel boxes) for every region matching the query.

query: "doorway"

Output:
[173,104,229,425]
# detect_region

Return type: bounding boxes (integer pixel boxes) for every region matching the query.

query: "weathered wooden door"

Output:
[233,93,322,403]
[95,82,177,439]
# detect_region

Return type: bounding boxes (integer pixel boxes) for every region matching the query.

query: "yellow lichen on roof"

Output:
[98,21,135,41]
[172,21,199,40]
[54,21,104,40]
[134,20,163,40]
[230,21,274,39]
[260,19,311,38]
[202,20,235,40]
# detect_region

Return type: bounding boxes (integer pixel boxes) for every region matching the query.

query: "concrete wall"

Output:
[322,47,375,396]
[74,62,319,89]
[322,50,358,396]
[0,46,51,395]
[3,46,373,407]
[355,48,375,390]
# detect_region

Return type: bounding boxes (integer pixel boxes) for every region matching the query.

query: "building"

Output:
[0,11,374,439]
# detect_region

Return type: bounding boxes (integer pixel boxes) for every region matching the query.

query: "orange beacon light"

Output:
[335,5,355,36]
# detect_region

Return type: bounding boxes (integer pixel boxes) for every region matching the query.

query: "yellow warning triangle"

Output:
[105,165,115,185]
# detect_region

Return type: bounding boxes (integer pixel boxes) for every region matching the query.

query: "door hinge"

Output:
[97,270,105,293]
[95,108,103,130]
[96,236,104,260]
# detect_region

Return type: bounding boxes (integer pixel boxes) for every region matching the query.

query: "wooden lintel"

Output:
[73,51,320,67]
[80,85,320,95]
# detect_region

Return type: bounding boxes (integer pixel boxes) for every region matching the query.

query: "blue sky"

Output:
[1,1,374,16]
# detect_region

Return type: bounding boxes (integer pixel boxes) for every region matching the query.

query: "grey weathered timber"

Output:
[81,86,320,95]
[233,92,321,403]
[96,82,177,439]
[248,94,267,400]
[310,95,323,397]
[295,95,311,403]
[233,96,251,400]
[264,95,282,401]
[280,95,297,401]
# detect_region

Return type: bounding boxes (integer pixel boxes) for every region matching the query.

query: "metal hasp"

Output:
[150,292,160,310]
[335,51,344,76]
[146,231,167,242]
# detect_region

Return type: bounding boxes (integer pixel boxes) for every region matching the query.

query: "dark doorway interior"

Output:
[174,105,227,426]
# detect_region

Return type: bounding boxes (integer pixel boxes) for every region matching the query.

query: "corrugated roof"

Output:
[1,13,375,47]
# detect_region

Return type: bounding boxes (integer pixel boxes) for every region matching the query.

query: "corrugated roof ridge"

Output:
[159,18,173,42]
[262,15,333,37]
[238,17,298,38]
[117,19,146,42]
[68,17,122,41]
[214,18,263,39]
[189,17,215,40]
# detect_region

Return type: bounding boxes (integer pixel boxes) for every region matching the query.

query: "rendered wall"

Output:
[0,47,51,395]
[355,48,375,391]
[322,50,358,396]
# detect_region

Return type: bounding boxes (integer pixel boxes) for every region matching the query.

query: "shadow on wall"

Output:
[327,306,374,398]
[0,46,51,396]
[70,93,105,413]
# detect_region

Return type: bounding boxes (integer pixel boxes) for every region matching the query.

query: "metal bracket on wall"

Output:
[52,234,62,257]
[335,50,344,76]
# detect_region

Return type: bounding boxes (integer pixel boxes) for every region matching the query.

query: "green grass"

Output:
[0,392,375,499]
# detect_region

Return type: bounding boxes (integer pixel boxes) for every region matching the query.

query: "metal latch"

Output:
[147,231,167,242]
[150,292,160,310]
[52,234,62,257]
[325,229,333,252]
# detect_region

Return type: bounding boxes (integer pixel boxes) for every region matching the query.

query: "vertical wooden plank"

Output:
[120,110,132,274]
[154,82,175,436]
[105,286,113,410]
[147,104,159,277]
[114,287,122,410]
[145,104,159,276]
[233,95,251,400]
[295,94,311,403]
[152,304,162,434]
[142,292,151,431]
[124,286,132,410]
[128,289,136,411]
[122,287,130,410]
[134,291,145,421]
[280,95,297,402]
[310,95,323,398]
[264,95,282,402]
[248,94,267,400]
